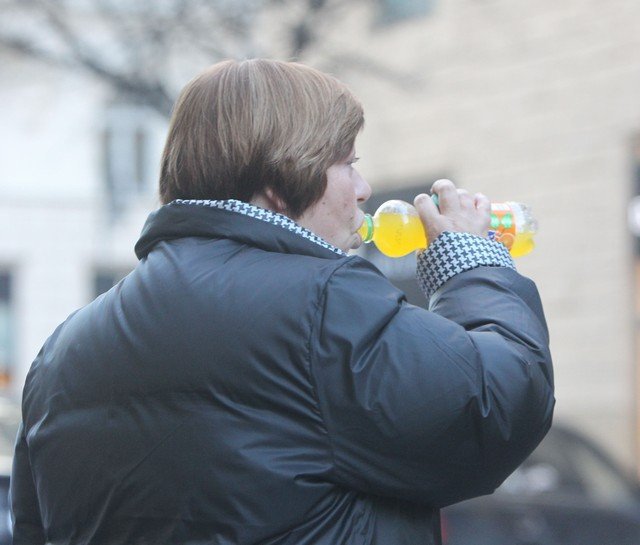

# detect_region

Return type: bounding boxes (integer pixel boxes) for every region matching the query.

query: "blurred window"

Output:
[93,269,131,299]
[0,273,13,389]
[102,103,155,215]
[633,136,640,465]
[378,0,434,24]
[0,397,20,477]
[632,138,640,252]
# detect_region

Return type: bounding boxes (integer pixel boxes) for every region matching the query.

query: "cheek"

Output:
[323,192,351,219]
[339,182,357,211]
[336,197,355,227]
[322,172,359,228]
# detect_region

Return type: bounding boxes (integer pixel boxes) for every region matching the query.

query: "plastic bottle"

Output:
[358,199,538,258]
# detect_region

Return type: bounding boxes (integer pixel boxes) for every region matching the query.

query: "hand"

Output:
[413,179,491,243]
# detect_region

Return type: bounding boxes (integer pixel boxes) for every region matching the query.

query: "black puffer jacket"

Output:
[11,201,554,545]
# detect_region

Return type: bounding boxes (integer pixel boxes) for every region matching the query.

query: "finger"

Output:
[474,193,492,231]
[474,192,490,214]
[431,179,459,212]
[413,193,443,244]
[414,193,440,224]
[457,188,474,208]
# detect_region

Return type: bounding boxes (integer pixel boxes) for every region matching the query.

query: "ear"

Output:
[252,187,288,215]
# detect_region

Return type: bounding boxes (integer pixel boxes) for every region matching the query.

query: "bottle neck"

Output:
[359,214,375,243]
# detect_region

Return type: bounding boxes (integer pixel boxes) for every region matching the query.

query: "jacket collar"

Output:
[135,199,347,261]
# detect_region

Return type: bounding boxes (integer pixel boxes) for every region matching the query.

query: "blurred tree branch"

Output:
[0,0,421,117]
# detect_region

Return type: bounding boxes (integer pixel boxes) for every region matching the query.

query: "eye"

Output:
[348,157,360,166]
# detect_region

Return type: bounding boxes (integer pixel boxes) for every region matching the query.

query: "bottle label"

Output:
[488,205,516,250]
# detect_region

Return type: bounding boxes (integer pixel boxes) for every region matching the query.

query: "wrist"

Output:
[416,231,515,299]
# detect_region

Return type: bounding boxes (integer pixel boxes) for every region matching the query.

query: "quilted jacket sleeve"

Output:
[10,423,45,544]
[310,257,554,508]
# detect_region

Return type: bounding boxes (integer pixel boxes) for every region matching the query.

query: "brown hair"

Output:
[159,59,364,218]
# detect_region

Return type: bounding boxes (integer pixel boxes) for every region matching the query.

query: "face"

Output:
[296,149,372,252]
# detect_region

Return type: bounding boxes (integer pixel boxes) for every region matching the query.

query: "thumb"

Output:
[414,193,441,241]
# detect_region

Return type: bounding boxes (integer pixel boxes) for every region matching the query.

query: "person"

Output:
[10,59,554,545]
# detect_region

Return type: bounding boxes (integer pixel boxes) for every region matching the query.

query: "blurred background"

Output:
[1,0,640,542]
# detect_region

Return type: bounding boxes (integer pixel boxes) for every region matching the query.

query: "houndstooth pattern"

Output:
[171,199,347,256]
[417,231,515,299]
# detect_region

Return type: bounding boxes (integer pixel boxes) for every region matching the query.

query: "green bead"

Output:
[490,214,500,229]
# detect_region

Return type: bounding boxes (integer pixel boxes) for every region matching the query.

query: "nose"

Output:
[356,174,372,204]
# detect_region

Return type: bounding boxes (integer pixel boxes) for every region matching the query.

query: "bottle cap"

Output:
[359,214,374,243]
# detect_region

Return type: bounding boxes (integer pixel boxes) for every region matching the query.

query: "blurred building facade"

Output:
[0,53,166,400]
[2,0,640,472]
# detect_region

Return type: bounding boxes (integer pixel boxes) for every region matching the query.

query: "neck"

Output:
[250,190,293,219]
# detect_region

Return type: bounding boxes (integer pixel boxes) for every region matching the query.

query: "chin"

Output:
[347,236,363,252]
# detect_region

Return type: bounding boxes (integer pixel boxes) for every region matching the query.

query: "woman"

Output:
[11,59,554,545]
